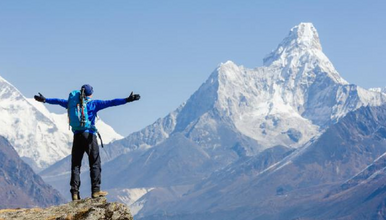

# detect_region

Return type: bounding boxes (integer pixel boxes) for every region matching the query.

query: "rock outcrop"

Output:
[0,197,133,220]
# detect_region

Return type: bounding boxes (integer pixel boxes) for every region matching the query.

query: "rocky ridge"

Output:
[0,136,65,209]
[0,197,133,220]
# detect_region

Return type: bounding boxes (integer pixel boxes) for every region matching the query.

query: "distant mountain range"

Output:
[138,105,386,220]
[38,22,386,219]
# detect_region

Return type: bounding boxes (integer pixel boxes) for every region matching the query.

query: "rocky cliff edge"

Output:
[0,197,133,220]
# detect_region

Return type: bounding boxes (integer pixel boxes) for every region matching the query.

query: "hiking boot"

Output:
[72,193,80,201]
[92,190,108,198]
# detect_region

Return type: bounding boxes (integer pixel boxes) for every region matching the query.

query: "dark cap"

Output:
[81,84,94,96]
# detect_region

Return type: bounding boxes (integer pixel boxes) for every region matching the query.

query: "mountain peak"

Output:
[288,23,321,50]
[217,60,239,74]
[0,74,24,100]
[263,22,323,67]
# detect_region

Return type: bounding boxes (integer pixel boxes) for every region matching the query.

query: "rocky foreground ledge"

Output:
[0,197,133,220]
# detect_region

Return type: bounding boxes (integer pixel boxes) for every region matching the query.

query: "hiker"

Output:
[34,84,140,201]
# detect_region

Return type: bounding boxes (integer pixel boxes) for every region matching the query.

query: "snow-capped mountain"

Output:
[129,23,386,217]
[109,23,385,156]
[42,23,386,216]
[0,75,123,171]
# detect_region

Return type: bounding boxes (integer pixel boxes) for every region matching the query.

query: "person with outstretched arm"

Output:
[34,84,140,201]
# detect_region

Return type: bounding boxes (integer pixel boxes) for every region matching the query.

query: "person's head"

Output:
[81,84,94,97]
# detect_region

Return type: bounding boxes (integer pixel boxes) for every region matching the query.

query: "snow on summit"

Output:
[287,22,322,50]
[264,23,347,85]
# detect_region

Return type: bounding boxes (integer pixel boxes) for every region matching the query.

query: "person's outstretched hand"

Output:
[126,91,141,102]
[34,93,46,103]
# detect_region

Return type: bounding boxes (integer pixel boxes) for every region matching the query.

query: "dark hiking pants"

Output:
[70,132,101,195]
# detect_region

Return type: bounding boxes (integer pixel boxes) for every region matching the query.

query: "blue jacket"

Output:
[46,97,127,134]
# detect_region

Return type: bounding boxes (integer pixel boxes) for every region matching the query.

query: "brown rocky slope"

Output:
[0,197,133,220]
[0,136,65,208]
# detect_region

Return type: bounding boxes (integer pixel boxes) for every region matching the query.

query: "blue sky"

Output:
[0,0,385,136]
